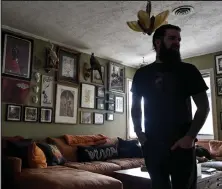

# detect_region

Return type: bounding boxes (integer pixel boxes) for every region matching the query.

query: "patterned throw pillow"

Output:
[77,144,118,162]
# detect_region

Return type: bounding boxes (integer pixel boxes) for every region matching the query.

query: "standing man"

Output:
[131,24,209,189]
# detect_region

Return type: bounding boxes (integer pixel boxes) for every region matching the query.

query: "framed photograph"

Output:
[115,96,124,113]
[24,106,38,122]
[96,86,105,97]
[107,93,115,102]
[55,84,78,124]
[81,83,95,109]
[92,65,105,85]
[106,113,114,121]
[2,77,30,104]
[93,113,104,124]
[40,107,53,123]
[217,77,222,96]
[80,111,93,124]
[6,104,22,122]
[41,75,54,107]
[96,98,105,110]
[108,62,125,93]
[2,32,33,80]
[215,54,222,75]
[57,48,80,83]
[107,103,115,111]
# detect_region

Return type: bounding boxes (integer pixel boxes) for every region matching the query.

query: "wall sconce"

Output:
[33,86,40,93]
[34,72,41,83]
[32,95,39,104]
[83,62,91,81]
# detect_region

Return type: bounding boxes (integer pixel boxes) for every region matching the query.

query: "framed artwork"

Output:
[41,75,54,107]
[115,96,124,113]
[80,111,93,124]
[106,113,114,121]
[217,77,222,96]
[96,86,105,98]
[6,104,22,122]
[81,83,95,109]
[92,65,105,85]
[93,113,104,124]
[57,47,80,83]
[107,93,115,102]
[215,54,222,75]
[39,107,53,123]
[2,77,30,104]
[2,32,33,80]
[55,84,78,124]
[108,62,125,93]
[23,106,38,122]
[96,98,105,110]
[107,103,115,111]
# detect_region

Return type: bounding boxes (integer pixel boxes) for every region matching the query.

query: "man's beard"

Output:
[158,42,182,64]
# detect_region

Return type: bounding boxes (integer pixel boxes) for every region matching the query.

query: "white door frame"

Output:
[126,78,132,139]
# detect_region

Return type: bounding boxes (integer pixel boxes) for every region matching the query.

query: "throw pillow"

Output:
[28,142,47,168]
[77,144,118,162]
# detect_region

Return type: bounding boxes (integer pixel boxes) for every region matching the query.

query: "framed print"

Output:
[115,96,124,113]
[96,98,105,110]
[80,111,93,124]
[215,54,222,75]
[106,113,114,121]
[2,32,33,80]
[217,77,222,96]
[81,83,95,109]
[107,93,115,102]
[57,47,80,83]
[6,104,22,122]
[40,107,53,123]
[108,62,125,93]
[93,113,104,124]
[24,106,38,122]
[92,65,105,85]
[96,86,105,98]
[2,77,30,104]
[55,84,78,124]
[41,75,54,107]
[107,103,115,111]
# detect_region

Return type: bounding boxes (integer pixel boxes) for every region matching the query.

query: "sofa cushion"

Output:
[209,140,222,157]
[201,161,222,171]
[107,158,145,169]
[64,161,121,176]
[16,166,122,189]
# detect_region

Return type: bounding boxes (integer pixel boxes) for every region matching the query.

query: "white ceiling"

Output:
[2,1,222,67]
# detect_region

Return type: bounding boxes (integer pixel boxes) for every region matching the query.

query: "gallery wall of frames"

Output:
[2,31,126,126]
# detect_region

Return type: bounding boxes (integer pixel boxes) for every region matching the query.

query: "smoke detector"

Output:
[172,5,194,16]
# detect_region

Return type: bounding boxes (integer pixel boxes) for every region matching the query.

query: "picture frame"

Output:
[107,102,115,111]
[6,104,22,122]
[107,93,115,102]
[217,77,222,96]
[115,96,124,113]
[57,47,80,84]
[92,65,105,85]
[55,84,78,124]
[96,98,105,110]
[215,54,222,75]
[96,86,105,98]
[2,32,33,80]
[106,113,114,121]
[81,83,95,109]
[23,106,38,122]
[93,113,104,124]
[220,112,222,130]
[39,107,53,123]
[41,75,54,107]
[108,62,125,93]
[80,111,93,124]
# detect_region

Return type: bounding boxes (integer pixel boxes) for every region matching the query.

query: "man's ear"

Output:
[155,39,161,49]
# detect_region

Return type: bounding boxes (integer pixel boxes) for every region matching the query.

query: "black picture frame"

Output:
[217,77,222,96]
[96,98,105,110]
[107,93,115,102]
[106,113,114,121]
[39,107,53,123]
[96,86,105,98]
[115,96,124,113]
[80,111,93,124]
[23,106,38,122]
[6,104,22,122]
[106,102,115,111]
[215,54,222,75]
[93,112,104,124]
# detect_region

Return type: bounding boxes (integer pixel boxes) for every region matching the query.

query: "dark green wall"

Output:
[2,29,136,139]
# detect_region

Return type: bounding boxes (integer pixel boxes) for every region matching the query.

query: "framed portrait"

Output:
[96,98,105,110]
[57,48,80,83]
[80,111,93,124]
[96,86,105,98]
[2,32,33,80]
[81,83,95,109]
[93,113,104,124]
[115,96,124,113]
[55,84,78,124]
[40,107,53,123]
[106,113,114,121]
[107,103,115,111]
[215,54,222,75]
[6,104,22,122]
[2,77,30,104]
[92,65,105,85]
[108,62,125,93]
[107,93,115,102]
[23,106,38,122]
[217,77,222,96]
[41,75,54,107]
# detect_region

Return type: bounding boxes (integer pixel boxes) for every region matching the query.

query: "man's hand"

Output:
[171,136,195,151]
[136,132,147,146]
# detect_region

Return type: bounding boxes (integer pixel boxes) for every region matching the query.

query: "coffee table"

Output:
[114,167,222,189]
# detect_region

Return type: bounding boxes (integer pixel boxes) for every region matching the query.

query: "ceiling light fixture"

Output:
[172,5,194,16]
